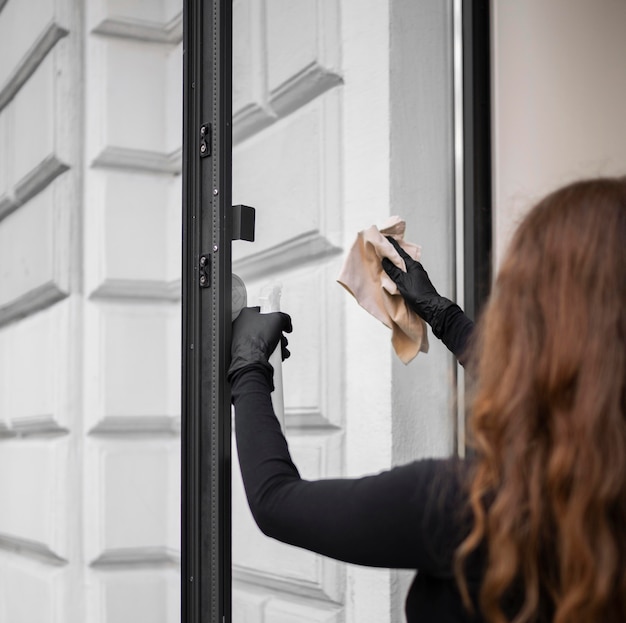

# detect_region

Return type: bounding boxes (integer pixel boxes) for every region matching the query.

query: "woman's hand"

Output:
[228,307,292,384]
[381,236,454,339]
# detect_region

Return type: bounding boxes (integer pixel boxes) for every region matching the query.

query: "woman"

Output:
[229,177,626,622]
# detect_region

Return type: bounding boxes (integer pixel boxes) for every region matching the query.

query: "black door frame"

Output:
[462,0,492,320]
[180,2,491,621]
[181,1,233,622]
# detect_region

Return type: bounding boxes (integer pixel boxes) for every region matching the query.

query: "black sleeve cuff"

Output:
[432,303,475,365]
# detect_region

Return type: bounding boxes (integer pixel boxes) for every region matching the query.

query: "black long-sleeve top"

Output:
[231,306,482,622]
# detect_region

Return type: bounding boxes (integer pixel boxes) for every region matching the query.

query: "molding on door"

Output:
[9,415,69,438]
[89,279,181,302]
[0,21,68,111]
[233,102,276,145]
[0,533,68,566]
[233,564,342,605]
[233,231,341,282]
[89,415,181,437]
[285,408,340,431]
[92,12,183,45]
[90,546,180,569]
[0,281,67,329]
[0,156,70,223]
[233,68,343,146]
[91,146,182,175]
[269,62,342,118]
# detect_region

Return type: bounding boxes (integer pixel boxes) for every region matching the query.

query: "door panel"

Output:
[83,0,183,620]
[232,90,342,276]
[232,0,346,619]
[0,558,68,623]
[0,439,70,560]
[0,0,184,619]
[232,2,458,622]
[0,0,79,617]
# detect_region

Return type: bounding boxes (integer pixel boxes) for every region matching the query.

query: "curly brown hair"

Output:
[455,178,626,623]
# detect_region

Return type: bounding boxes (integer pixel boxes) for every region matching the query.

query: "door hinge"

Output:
[200,123,211,157]
[199,254,210,288]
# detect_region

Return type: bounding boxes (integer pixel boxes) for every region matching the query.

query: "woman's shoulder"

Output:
[393,456,472,498]
[390,457,478,578]
[404,457,474,539]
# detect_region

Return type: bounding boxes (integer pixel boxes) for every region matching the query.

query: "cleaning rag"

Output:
[337,216,429,364]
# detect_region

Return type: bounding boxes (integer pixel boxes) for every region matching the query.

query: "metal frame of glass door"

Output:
[181,1,233,621]
[180,0,491,618]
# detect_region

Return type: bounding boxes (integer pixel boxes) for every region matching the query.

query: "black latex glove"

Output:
[381,236,455,340]
[228,307,293,387]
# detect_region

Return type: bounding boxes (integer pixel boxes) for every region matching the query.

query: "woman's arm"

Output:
[231,365,466,574]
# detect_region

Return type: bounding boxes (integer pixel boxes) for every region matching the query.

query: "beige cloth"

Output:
[337,216,429,364]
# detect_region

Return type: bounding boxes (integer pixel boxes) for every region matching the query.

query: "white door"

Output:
[231,2,457,622]
[0,0,183,621]
[0,0,82,620]
[231,2,345,620]
[82,0,183,621]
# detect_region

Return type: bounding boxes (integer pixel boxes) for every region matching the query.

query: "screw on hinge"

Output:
[199,254,210,288]
[200,123,211,158]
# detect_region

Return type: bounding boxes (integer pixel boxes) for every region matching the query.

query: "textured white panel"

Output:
[88,38,176,159]
[0,180,71,324]
[232,89,341,264]
[0,299,74,433]
[85,302,180,430]
[0,556,67,623]
[232,431,343,602]
[0,0,55,90]
[84,439,180,563]
[265,0,341,111]
[266,0,318,91]
[232,0,275,142]
[88,568,179,623]
[0,438,69,559]
[233,0,258,114]
[85,170,180,297]
[233,0,341,142]
[243,262,344,429]
[0,186,55,306]
[11,53,56,187]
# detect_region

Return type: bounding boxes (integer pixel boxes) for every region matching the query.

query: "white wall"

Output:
[492,0,626,265]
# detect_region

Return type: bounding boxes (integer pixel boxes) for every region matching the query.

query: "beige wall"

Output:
[492,0,626,265]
